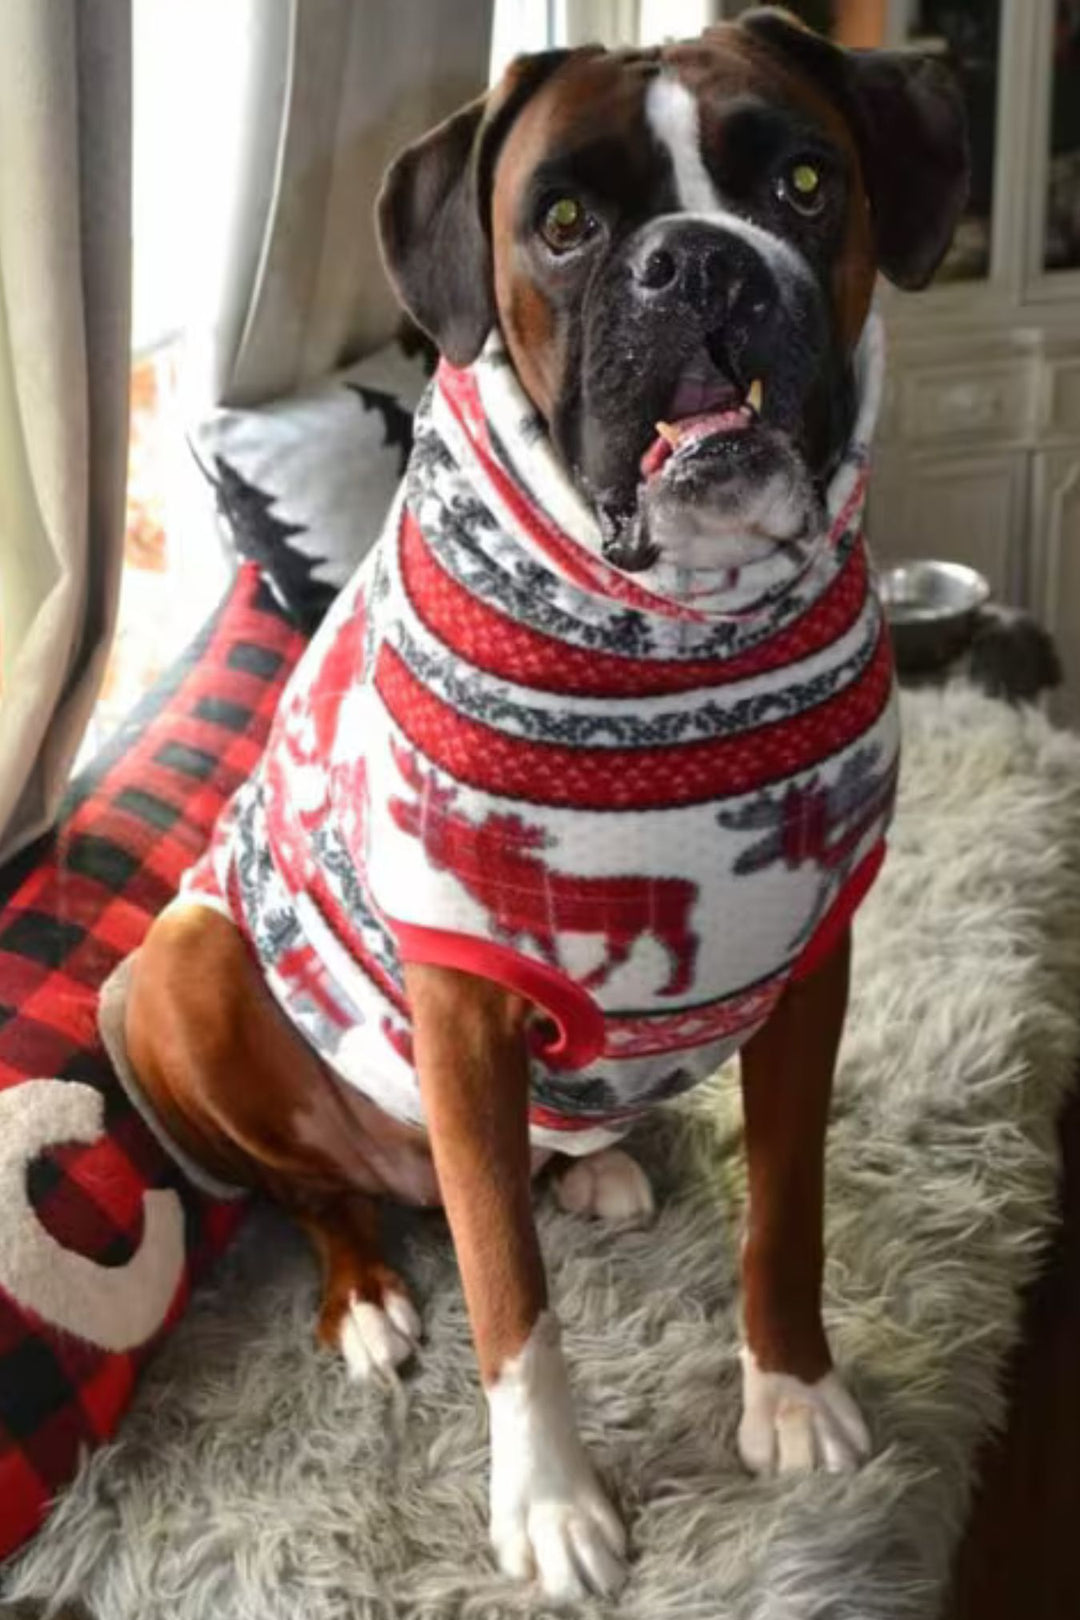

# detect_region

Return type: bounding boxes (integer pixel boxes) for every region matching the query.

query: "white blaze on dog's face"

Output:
[636,75,822,569]
[378,12,967,575]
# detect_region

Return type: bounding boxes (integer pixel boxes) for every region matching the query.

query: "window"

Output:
[491,0,716,78]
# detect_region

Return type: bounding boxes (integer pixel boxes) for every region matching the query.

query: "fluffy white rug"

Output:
[6,685,1080,1620]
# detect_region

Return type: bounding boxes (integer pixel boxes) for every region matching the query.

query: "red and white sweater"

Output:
[182,316,899,1154]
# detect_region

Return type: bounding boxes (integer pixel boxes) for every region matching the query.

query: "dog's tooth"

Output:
[747,379,764,414]
[655,421,680,445]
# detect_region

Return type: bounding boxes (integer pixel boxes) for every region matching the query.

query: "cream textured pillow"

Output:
[190,335,434,629]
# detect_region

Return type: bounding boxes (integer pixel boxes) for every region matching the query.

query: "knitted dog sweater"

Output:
[182,316,899,1155]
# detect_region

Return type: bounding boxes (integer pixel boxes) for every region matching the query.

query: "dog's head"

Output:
[377,9,967,574]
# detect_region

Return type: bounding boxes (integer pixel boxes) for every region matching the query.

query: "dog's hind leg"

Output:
[555,1148,655,1226]
[296,1195,422,1380]
[124,901,435,1378]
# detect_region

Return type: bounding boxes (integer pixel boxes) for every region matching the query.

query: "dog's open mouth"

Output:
[639,352,764,484]
[595,345,821,578]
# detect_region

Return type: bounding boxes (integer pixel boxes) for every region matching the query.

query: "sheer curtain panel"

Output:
[0,0,132,862]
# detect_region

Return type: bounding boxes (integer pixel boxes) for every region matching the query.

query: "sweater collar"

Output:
[432,311,883,626]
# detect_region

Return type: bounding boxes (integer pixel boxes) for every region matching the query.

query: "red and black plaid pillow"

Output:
[0,565,307,1562]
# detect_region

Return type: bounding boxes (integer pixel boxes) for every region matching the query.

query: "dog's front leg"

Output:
[736,927,871,1476]
[405,963,626,1598]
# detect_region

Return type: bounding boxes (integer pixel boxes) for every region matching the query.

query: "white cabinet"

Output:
[867,449,1029,603]
[883,363,1034,452]
[1032,449,1080,726]
[866,0,1080,725]
[872,331,1080,723]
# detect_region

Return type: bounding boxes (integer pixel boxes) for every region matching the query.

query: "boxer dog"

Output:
[119,10,966,1599]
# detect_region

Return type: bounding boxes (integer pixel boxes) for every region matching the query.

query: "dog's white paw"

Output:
[491,1474,627,1600]
[488,1312,627,1599]
[737,1347,871,1476]
[338,1289,422,1382]
[555,1147,655,1226]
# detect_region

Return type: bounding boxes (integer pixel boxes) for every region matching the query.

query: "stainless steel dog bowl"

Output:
[878,559,991,675]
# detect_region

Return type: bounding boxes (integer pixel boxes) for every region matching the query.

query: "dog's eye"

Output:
[775,160,826,218]
[539,195,595,253]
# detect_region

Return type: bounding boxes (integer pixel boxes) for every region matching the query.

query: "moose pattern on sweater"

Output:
[387,738,701,1000]
[181,320,899,1153]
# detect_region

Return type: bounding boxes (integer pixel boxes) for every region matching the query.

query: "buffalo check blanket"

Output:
[0,565,306,1562]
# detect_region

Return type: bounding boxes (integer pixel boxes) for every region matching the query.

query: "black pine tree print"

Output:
[396,322,438,374]
[209,454,333,629]
[346,384,415,472]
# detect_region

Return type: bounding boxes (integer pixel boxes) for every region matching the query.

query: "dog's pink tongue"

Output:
[640,435,674,480]
[640,404,753,480]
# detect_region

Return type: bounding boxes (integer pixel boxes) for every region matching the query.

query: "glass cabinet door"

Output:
[1045,0,1080,271]
[903,1,1001,281]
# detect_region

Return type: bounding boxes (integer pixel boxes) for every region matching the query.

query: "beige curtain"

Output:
[211,0,494,407]
[0,0,132,863]
[563,0,640,47]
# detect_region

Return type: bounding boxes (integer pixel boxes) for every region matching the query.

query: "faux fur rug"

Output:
[6,686,1080,1620]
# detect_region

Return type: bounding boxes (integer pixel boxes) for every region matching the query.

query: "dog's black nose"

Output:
[637,246,679,290]
[631,221,777,322]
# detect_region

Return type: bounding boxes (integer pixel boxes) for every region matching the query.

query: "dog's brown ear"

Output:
[377,50,580,366]
[737,7,969,290]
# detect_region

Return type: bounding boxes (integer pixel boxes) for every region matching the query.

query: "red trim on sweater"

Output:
[391,921,606,1070]
[397,508,870,699]
[790,840,887,981]
[830,468,870,545]
[375,625,895,810]
[527,1100,645,1133]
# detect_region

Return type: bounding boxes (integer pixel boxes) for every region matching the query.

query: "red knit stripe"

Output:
[399,508,869,698]
[375,625,895,810]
